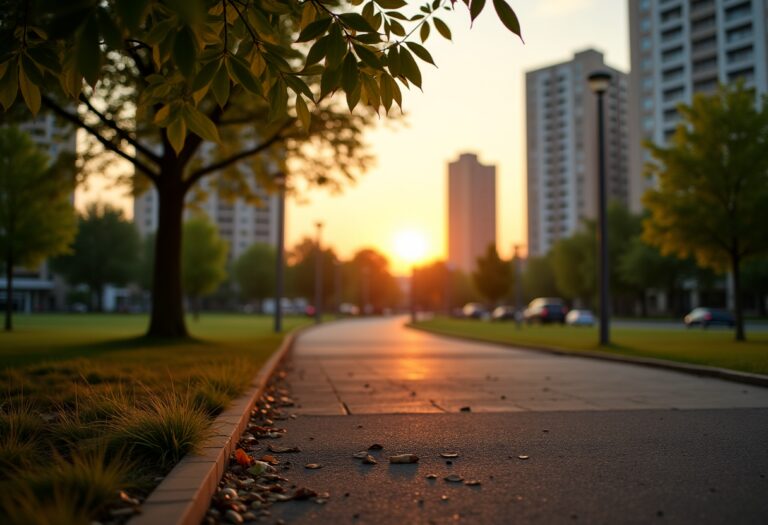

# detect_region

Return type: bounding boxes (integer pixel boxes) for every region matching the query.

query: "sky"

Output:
[76,0,629,275]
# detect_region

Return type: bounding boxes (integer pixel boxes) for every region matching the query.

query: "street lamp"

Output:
[588,70,612,346]
[513,244,524,329]
[273,172,287,333]
[314,221,323,324]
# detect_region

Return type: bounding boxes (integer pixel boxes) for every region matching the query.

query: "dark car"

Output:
[684,307,735,328]
[491,305,517,321]
[523,297,567,325]
[462,302,488,319]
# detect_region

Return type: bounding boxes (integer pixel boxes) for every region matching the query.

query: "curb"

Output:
[408,324,768,388]
[129,326,306,525]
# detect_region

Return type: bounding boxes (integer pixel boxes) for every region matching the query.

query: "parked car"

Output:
[566,309,595,327]
[462,302,488,319]
[491,305,517,321]
[684,307,734,328]
[523,297,567,324]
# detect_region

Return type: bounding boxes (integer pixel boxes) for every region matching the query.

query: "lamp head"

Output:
[587,70,612,94]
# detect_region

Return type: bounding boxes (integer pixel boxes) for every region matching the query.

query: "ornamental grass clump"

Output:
[109,392,209,470]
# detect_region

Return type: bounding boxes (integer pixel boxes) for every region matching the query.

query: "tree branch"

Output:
[184,118,295,191]
[42,95,160,183]
[79,94,161,164]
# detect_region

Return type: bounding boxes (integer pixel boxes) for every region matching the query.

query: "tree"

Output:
[643,83,768,341]
[346,248,399,312]
[287,237,336,308]
[472,244,511,305]
[182,216,228,319]
[233,242,275,310]
[0,127,76,330]
[0,1,522,338]
[522,255,558,301]
[53,203,140,311]
[551,232,594,305]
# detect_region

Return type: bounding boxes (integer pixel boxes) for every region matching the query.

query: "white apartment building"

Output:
[526,49,630,257]
[628,0,768,211]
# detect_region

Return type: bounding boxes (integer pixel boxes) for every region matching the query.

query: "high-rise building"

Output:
[0,115,76,312]
[628,0,768,211]
[525,49,629,257]
[447,153,496,273]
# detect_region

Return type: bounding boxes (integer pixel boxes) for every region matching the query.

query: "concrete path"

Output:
[268,317,768,524]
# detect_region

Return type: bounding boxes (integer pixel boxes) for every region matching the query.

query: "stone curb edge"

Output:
[408,323,768,388]
[129,325,309,525]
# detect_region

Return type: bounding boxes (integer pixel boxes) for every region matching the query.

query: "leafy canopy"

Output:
[472,243,511,304]
[0,0,522,152]
[233,242,275,301]
[182,216,229,298]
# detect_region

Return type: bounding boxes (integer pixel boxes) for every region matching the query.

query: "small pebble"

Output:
[224,509,243,524]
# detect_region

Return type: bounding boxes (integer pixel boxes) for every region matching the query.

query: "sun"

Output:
[393,229,428,264]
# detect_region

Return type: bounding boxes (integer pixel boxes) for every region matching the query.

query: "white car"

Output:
[566,309,595,326]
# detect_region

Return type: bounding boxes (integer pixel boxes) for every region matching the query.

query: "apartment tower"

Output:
[526,49,629,257]
[628,0,768,211]
[447,153,497,273]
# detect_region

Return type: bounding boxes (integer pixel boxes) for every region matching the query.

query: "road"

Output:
[268,317,768,524]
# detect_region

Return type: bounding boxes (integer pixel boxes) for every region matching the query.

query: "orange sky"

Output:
[76,0,629,275]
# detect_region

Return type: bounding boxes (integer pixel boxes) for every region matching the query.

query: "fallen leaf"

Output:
[247,461,272,476]
[464,480,482,486]
[444,474,464,483]
[389,454,419,464]
[368,443,384,450]
[440,452,459,458]
[362,454,377,465]
[234,448,253,467]
[426,474,438,479]
[259,455,279,465]
[459,406,472,412]
[517,455,530,460]
[268,444,301,453]
[305,463,322,469]
[293,487,318,500]
[353,451,369,459]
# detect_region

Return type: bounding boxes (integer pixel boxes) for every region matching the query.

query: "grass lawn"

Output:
[0,313,311,524]
[414,317,768,376]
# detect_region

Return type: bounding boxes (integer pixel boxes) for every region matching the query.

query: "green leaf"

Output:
[191,60,221,92]
[268,80,288,121]
[0,60,18,110]
[470,0,486,23]
[98,7,124,50]
[76,15,102,86]
[433,18,451,40]
[297,17,333,42]
[339,13,374,32]
[116,0,150,30]
[284,74,313,101]
[296,95,311,131]
[387,47,400,78]
[353,43,381,69]
[326,24,347,69]
[341,53,359,94]
[19,62,41,115]
[226,55,262,96]
[305,36,329,67]
[398,48,421,88]
[211,63,230,107]
[166,116,186,155]
[379,73,393,112]
[420,21,430,42]
[320,66,342,97]
[20,56,44,86]
[388,20,405,36]
[405,42,435,66]
[183,105,221,143]
[374,0,407,8]
[492,0,522,39]
[26,46,61,75]
[174,26,197,77]
[346,81,361,111]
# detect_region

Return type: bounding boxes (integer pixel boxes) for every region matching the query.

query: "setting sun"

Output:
[393,229,428,265]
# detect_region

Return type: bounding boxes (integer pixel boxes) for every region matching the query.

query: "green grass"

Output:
[0,313,311,524]
[414,317,768,376]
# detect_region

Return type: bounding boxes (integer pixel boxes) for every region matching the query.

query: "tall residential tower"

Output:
[526,49,629,257]
[447,153,497,273]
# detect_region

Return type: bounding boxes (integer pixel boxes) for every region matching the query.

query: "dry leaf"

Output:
[389,454,419,464]
[268,444,301,453]
[444,474,464,483]
[234,448,253,467]
[440,452,459,458]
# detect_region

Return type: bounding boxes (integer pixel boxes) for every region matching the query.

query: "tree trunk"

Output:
[4,245,13,332]
[732,251,745,342]
[147,174,188,338]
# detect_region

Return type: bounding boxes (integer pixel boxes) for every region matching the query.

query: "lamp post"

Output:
[273,172,286,333]
[588,70,612,346]
[314,221,323,324]
[513,244,524,329]
[410,265,416,324]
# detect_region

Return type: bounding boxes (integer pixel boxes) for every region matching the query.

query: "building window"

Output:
[725,2,751,23]
[727,45,753,64]
[693,56,717,73]
[728,67,754,83]
[641,17,651,32]
[692,35,716,53]
[643,98,654,110]
[663,66,684,82]
[663,86,685,102]
[726,24,752,44]
[662,26,682,42]
[661,6,682,23]
[641,36,652,50]
[691,15,716,32]
[662,46,684,62]
[640,0,650,12]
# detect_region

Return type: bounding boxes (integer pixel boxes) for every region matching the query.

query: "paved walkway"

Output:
[288,317,768,414]
[267,317,768,524]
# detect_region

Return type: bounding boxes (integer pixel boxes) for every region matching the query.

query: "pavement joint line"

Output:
[127,323,320,525]
[408,324,768,388]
